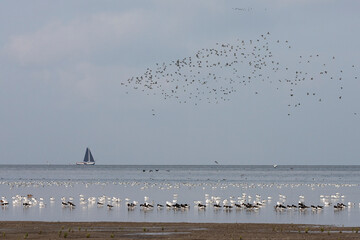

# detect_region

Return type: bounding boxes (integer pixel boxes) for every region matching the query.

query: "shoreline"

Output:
[0,221,359,239]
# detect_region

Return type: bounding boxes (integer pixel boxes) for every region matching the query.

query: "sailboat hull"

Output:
[76,162,95,165]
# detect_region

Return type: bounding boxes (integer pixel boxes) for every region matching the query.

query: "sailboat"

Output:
[76,148,95,165]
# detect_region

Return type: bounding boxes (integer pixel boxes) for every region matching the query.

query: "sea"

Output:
[0,165,360,226]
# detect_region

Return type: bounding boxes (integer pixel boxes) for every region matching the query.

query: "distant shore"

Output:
[1,221,359,239]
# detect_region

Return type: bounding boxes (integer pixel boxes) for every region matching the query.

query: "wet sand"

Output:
[0,221,359,239]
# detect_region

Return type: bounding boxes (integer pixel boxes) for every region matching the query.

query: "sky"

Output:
[0,0,359,165]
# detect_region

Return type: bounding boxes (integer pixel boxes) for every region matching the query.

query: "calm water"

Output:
[0,165,359,226]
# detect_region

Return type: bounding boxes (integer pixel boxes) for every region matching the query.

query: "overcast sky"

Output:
[1,0,359,165]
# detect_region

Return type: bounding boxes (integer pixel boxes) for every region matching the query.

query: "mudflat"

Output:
[0,221,359,239]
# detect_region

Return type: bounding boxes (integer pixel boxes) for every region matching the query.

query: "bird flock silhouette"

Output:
[123,32,358,116]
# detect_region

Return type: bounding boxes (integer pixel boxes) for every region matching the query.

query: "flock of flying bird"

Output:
[0,192,354,213]
[123,32,358,116]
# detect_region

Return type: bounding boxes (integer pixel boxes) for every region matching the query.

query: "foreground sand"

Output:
[0,221,359,239]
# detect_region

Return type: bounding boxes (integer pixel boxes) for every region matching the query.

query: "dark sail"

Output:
[83,148,90,162]
[88,149,95,163]
[83,148,95,163]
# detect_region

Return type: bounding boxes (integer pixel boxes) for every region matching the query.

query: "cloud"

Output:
[55,62,130,100]
[3,1,238,67]
[3,10,147,65]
